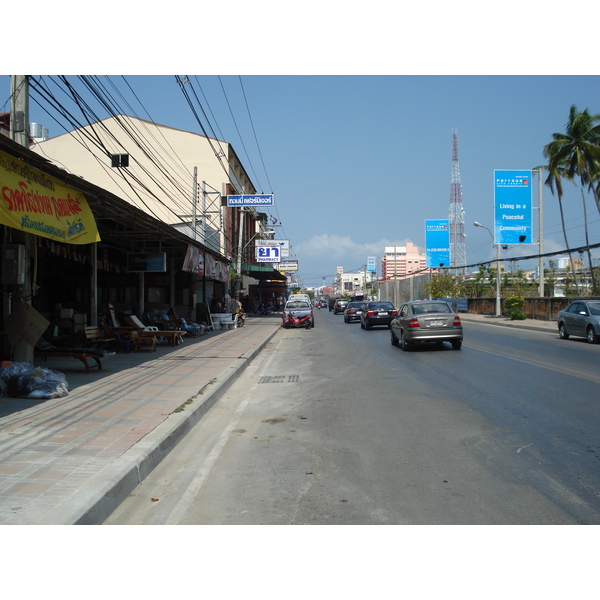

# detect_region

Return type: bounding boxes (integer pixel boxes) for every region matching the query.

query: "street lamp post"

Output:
[474,221,501,316]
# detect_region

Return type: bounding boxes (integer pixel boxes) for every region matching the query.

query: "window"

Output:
[111,153,129,168]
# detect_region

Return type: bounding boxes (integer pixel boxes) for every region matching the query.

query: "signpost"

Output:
[494,170,532,245]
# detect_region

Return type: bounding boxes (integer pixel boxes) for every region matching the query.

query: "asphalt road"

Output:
[105,308,600,524]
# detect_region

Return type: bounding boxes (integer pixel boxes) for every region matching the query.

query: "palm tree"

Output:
[543,104,600,295]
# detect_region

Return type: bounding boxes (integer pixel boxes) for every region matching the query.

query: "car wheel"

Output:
[390,330,399,346]
[586,327,599,344]
[558,323,569,340]
[400,330,411,351]
[451,340,462,350]
[365,320,372,330]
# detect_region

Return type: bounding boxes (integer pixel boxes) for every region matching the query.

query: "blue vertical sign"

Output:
[425,220,450,268]
[494,170,532,244]
[367,256,377,273]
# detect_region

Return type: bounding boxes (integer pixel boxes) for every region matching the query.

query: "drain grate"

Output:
[259,374,300,384]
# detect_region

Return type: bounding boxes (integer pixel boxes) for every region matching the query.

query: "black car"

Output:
[360,301,397,329]
[333,299,349,314]
[343,301,366,323]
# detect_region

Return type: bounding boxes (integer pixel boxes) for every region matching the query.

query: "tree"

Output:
[543,105,600,295]
[423,272,467,300]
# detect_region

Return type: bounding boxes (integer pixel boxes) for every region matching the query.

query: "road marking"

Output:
[164,340,283,524]
[465,342,600,386]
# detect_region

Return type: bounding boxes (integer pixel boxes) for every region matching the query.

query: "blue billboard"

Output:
[425,220,450,268]
[494,170,532,244]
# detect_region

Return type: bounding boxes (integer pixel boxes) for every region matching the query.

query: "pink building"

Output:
[381,243,426,280]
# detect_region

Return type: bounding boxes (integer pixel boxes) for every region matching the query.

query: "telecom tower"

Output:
[449,128,466,272]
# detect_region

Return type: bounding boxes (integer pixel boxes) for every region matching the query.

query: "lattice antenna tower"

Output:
[449,128,466,272]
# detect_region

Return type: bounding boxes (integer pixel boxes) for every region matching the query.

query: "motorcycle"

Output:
[236,311,245,327]
[283,312,313,329]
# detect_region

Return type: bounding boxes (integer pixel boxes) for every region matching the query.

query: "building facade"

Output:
[381,243,426,280]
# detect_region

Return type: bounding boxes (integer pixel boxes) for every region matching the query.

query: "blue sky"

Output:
[3,6,600,288]
[4,74,599,286]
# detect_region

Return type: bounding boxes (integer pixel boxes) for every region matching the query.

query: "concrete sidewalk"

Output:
[0,315,282,525]
[459,312,558,335]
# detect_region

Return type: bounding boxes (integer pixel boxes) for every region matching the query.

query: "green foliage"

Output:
[503,295,526,320]
[423,272,467,300]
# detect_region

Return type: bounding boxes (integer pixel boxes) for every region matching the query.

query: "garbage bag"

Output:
[0,361,69,399]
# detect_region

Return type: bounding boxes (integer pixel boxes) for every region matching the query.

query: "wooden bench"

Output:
[84,326,115,346]
[34,349,106,373]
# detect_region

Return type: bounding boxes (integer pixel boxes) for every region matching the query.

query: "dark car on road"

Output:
[390,300,463,350]
[360,301,397,329]
[333,299,349,314]
[557,300,600,343]
[343,301,366,323]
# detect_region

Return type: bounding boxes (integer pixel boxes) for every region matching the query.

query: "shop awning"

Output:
[242,263,287,281]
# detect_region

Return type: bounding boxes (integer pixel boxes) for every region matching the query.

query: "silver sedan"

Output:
[390,300,463,350]
[557,300,600,343]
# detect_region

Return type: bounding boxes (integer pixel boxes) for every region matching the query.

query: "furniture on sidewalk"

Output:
[125,316,186,347]
[84,326,116,347]
[105,304,158,352]
[211,314,237,330]
[34,338,116,374]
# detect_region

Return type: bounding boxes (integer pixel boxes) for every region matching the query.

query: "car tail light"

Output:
[409,318,420,328]
[348,310,355,314]
[367,311,375,316]
[391,310,398,315]
[453,316,461,326]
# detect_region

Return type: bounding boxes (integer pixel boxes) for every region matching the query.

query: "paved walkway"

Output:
[0,315,282,524]
[0,311,558,525]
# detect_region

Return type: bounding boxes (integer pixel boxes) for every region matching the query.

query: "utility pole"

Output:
[10,76,30,147]
[10,76,33,362]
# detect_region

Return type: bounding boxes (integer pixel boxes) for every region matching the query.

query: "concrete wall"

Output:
[378,276,598,321]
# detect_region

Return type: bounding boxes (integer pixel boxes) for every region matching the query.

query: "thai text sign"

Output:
[279,260,298,272]
[256,246,280,262]
[256,238,290,257]
[494,170,532,244]
[425,219,450,268]
[367,256,377,273]
[0,148,100,244]
[227,194,274,207]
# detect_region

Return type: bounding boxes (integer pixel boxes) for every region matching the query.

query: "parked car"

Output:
[343,301,366,323]
[282,300,314,328]
[333,299,349,314]
[390,300,463,350]
[360,301,397,329]
[557,300,600,343]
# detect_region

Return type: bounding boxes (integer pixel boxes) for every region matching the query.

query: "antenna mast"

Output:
[449,128,466,272]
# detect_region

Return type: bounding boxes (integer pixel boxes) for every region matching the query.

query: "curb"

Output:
[460,314,557,335]
[42,326,280,525]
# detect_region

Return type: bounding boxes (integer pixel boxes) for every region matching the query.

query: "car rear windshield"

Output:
[347,302,366,309]
[369,302,394,310]
[412,303,452,314]
[286,301,309,308]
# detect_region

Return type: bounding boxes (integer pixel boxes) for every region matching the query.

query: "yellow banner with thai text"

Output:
[0,148,100,244]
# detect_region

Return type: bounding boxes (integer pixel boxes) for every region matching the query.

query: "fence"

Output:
[378,275,597,321]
